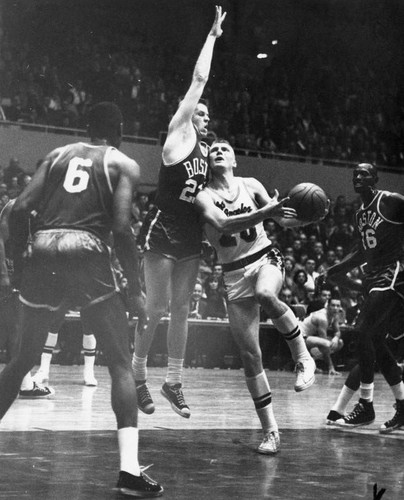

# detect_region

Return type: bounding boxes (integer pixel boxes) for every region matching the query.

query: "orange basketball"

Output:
[286,183,329,223]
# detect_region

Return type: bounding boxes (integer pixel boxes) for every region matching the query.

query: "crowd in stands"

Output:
[0,2,403,168]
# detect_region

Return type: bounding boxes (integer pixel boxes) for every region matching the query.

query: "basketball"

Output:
[286,183,329,223]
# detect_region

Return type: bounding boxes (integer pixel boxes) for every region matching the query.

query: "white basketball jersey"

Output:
[203,178,271,264]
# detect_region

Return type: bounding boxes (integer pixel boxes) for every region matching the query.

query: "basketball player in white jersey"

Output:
[194,139,316,454]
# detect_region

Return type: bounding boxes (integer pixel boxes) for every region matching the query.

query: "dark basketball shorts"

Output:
[363,259,404,297]
[223,247,285,302]
[138,206,202,262]
[385,298,404,340]
[19,229,119,311]
[355,259,404,340]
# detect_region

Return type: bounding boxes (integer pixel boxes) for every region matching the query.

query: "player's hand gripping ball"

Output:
[285,182,329,223]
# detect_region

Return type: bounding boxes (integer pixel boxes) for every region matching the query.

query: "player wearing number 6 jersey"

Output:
[133,6,226,419]
[0,101,163,497]
[319,163,404,432]
[194,139,316,454]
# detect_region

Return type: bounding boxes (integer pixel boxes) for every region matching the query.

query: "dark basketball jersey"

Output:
[356,190,404,269]
[154,139,209,223]
[36,142,116,243]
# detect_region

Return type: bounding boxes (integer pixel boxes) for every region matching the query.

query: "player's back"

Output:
[37,142,116,243]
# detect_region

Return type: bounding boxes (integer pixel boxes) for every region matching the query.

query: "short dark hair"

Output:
[87,101,123,139]
[356,162,378,181]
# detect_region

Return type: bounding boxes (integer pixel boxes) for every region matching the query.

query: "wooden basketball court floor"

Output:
[0,365,402,500]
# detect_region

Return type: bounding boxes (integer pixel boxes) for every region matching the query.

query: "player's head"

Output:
[353,163,378,194]
[191,99,210,137]
[87,102,123,148]
[209,139,237,172]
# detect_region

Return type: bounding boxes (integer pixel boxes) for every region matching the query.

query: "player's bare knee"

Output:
[256,290,283,317]
[239,348,262,370]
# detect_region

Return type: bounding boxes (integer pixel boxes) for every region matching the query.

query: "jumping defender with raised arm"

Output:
[133,6,226,418]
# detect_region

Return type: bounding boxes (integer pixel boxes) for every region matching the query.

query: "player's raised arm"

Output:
[163,5,226,164]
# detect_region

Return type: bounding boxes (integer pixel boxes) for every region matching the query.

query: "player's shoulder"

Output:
[379,190,404,221]
[381,190,404,203]
[107,146,134,163]
[45,143,70,161]
[107,147,140,180]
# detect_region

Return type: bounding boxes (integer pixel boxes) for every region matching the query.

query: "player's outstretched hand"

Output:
[209,5,227,38]
[264,189,297,220]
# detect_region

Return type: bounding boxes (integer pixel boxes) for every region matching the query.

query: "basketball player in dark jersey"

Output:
[318,163,404,432]
[0,102,163,497]
[133,6,226,418]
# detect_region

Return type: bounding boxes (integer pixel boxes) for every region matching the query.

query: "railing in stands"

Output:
[1,119,403,175]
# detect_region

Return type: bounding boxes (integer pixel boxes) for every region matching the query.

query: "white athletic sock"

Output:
[332,385,356,415]
[83,334,96,376]
[39,332,59,374]
[359,382,374,403]
[20,372,34,391]
[166,357,184,386]
[246,371,278,433]
[272,309,310,362]
[390,381,404,401]
[118,427,140,476]
[132,354,148,382]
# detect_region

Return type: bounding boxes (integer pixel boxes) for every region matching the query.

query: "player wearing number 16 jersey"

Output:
[194,139,316,455]
[320,163,404,432]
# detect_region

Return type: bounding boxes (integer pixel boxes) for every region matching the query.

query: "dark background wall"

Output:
[1,125,402,201]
